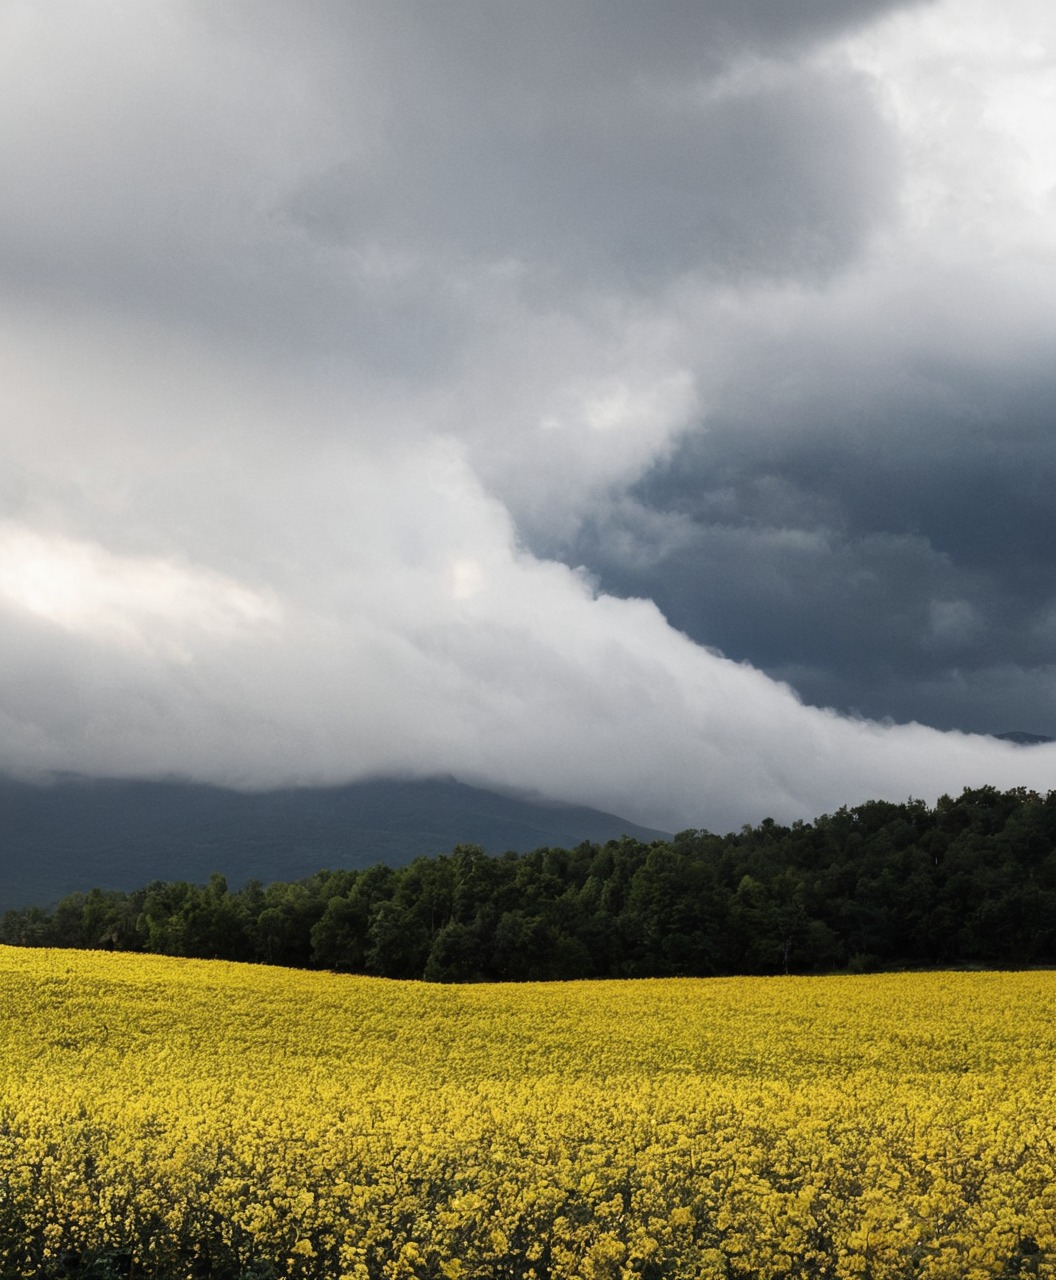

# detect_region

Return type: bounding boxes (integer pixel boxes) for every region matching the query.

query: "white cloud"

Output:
[844,0,1056,254]
[0,0,1055,831]
[0,524,281,658]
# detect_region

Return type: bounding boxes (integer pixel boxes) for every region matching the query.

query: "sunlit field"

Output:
[1,947,1054,1279]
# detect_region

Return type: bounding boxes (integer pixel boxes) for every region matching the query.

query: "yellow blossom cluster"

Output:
[0,946,1054,1279]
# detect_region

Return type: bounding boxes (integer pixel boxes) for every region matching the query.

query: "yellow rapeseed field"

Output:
[0,946,1054,1280]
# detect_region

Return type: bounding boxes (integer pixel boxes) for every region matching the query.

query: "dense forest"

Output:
[3,785,1055,981]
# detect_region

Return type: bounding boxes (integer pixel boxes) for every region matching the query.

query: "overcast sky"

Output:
[2,0,1056,832]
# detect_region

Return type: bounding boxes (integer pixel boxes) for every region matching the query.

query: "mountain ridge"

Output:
[0,774,670,910]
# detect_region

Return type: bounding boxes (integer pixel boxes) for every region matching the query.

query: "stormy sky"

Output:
[2,0,1056,832]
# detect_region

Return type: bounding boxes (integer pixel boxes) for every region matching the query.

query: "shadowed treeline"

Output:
[3,786,1055,980]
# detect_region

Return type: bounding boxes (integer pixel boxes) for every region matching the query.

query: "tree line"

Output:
[3,785,1055,980]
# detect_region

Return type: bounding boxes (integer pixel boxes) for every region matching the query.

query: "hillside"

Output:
[0,774,668,910]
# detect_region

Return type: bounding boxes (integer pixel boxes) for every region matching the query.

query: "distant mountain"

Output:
[0,774,669,910]
[994,731,1055,746]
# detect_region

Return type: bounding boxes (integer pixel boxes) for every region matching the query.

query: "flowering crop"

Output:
[0,946,1054,1279]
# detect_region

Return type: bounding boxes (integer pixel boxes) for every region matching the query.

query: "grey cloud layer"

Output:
[2,0,1054,832]
[287,59,894,290]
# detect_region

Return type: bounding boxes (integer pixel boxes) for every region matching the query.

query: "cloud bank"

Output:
[1,0,1055,832]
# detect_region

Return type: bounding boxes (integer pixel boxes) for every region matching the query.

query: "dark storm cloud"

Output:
[568,353,1056,736]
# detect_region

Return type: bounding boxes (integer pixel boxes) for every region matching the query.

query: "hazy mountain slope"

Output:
[0,775,670,910]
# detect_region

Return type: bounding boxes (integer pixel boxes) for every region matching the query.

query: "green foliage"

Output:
[3,786,1056,980]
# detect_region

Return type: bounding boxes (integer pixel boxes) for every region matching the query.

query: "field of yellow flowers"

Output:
[1,946,1054,1280]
